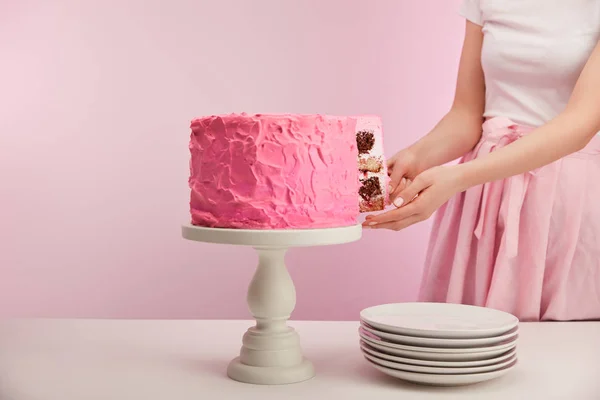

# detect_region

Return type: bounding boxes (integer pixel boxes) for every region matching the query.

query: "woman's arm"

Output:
[455,41,600,188]
[366,41,600,230]
[389,21,485,194]
[411,21,486,171]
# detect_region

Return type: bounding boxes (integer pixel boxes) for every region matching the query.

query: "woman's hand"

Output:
[387,147,422,201]
[364,165,466,231]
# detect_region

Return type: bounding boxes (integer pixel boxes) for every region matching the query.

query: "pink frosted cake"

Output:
[355,116,388,212]
[188,113,387,229]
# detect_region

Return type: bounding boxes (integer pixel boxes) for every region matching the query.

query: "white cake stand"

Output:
[182,223,362,385]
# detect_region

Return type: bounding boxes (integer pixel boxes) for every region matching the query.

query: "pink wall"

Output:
[0,0,464,320]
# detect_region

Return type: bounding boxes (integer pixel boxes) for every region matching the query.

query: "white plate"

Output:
[366,357,518,386]
[359,327,518,354]
[360,341,517,368]
[360,303,519,339]
[360,331,517,362]
[362,347,517,375]
[360,322,518,348]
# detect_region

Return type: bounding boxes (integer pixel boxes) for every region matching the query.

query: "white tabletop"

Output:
[0,319,598,399]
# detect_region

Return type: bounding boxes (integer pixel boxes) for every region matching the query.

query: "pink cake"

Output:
[355,116,388,212]
[189,113,360,229]
[189,113,387,229]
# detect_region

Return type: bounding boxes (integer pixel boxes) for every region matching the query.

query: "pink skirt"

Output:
[418,117,600,321]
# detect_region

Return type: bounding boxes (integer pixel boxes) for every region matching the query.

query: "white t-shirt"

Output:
[460,0,600,127]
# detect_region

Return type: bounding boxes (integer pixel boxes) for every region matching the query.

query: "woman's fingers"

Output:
[364,178,413,221]
[388,162,408,198]
[366,215,424,231]
[400,178,411,192]
[363,202,420,226]
[391,174,428,208]
[386,156,396,169]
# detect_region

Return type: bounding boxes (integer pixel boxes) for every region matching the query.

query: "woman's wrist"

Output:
[406,110,483,175]
[451,163,477,193]
[406,142,433,175]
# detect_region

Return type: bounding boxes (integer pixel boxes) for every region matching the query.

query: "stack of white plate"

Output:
[359,303,519,386]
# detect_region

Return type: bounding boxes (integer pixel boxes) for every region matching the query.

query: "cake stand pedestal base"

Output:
[182,224,362,385]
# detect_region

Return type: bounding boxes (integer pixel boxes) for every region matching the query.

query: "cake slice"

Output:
[356,116,388,212]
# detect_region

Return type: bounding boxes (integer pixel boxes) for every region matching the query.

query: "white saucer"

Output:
[367,357,518,386]
[360,330,517,362]
[360,341,517,368]
[362,347,517,375]
[361,322,518,348]
[361,303,519,339]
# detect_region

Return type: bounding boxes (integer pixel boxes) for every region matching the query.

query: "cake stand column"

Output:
[227,246,315,384]
[181,224,361,385]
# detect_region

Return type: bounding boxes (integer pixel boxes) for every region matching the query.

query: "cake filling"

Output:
[356,130,375,154]
[358,157,383,173]
[359,176,382,201]
[355,117,387,212]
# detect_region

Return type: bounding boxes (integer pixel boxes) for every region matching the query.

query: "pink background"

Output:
[0,0,463,320]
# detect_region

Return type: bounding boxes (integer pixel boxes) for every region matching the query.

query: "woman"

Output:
[364,0,600,321]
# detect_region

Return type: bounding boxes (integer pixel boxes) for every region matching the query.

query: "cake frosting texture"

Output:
[189,113,360,229]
